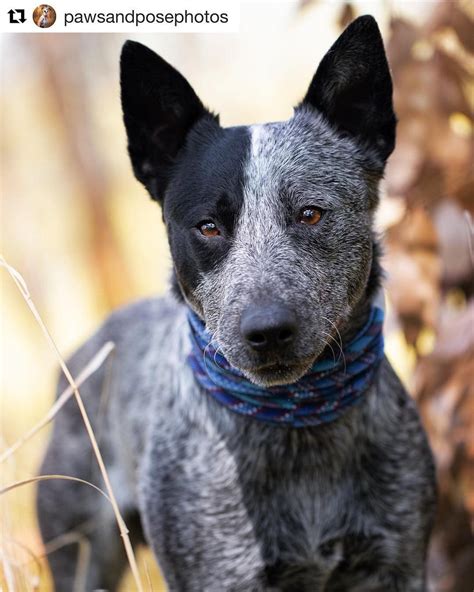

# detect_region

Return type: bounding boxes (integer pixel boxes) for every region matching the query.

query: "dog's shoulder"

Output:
[374,356,419,417]
[59,294,184,392]
[370,356,428,442]
[51,294,187,440]
[104,294,182,334]
[367,356,437,502]
[89,293,181,351]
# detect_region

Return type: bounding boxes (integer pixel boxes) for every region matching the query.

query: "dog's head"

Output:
[120,16,395,387]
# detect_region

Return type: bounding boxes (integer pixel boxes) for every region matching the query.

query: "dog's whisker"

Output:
[210,333,228,372]
[320,331,337,363]
[320,318,343,355]
[201,328,228,379]
[325,331,343,362]
[321,316,346,373]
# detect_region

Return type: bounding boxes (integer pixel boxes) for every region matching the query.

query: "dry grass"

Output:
[0,257,146,592]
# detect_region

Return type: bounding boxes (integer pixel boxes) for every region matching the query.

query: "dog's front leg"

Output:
[339,567,428,592]
[138,441,272,592]
[139,507,271,591]
[390,570,427,592]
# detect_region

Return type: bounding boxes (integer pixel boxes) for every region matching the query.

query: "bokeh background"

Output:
[1,1,473,590]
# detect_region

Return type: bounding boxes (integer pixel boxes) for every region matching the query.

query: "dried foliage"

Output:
[337,3,356,30]
[383,2,474,589]
[414,304,474,591]
[385,207,441,347]
[1,260,145,592]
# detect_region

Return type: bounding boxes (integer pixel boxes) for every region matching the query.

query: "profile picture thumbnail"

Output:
[33,5,56,28]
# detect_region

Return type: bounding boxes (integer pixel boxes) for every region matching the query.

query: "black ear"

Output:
[301,15,396,162]
[120,40,217,201]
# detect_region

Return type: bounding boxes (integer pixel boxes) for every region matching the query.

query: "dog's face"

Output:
[42,6,49,16]
[121,16,396,386]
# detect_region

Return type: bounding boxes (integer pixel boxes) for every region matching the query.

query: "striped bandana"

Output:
[187,306,384,428]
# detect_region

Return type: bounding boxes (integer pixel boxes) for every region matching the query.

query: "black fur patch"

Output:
[301,15,396,162]
[120,40,218,201]
[164,124,251,299]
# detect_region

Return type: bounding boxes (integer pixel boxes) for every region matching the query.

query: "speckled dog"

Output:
[38,16,436,592]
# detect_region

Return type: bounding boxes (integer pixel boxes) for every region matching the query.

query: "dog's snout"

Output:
[240,304,297,352]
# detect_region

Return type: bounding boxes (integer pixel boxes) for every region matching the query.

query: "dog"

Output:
[37,16,436,591]
[38,5,50,28]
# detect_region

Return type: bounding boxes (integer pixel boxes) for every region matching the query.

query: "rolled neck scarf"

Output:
[187,306,384,428]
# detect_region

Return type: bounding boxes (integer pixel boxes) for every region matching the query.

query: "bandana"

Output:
[187,306,384,428]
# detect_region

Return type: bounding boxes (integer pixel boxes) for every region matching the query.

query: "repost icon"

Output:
[8,8,26,23]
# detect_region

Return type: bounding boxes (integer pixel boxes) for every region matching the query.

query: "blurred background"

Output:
[1,1,473,590]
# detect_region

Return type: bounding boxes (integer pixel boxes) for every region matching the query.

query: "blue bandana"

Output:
[187,306,384,428]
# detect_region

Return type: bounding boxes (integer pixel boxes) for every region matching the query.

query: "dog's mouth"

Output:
[240,357,315,387]
[215,327,327,387]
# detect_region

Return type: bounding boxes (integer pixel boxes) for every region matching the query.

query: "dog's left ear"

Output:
[120,40,218,202]
[301,15,396,162]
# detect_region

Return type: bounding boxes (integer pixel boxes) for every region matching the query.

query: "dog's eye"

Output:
[198,220,220,237]
[297,206,323,226]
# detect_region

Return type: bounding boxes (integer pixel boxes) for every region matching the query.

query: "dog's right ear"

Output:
[300,15,396,163]
[120,41,217,202]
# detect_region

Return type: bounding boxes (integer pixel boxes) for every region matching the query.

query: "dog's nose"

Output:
[240,304,297,352]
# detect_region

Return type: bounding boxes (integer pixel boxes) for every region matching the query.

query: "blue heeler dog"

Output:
[38,16,436,592]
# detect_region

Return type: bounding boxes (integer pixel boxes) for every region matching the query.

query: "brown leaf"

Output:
[337,3,356,30]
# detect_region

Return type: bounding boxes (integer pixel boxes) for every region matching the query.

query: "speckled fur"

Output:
[195,110,380,386]
[37,16,436,592]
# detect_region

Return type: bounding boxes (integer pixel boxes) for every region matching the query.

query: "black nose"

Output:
[240,304,297,352]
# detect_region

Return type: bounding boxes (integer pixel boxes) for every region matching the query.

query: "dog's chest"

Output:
[143,412,382,587]
[227,429,356,567]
